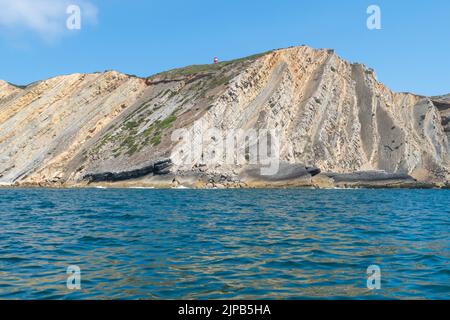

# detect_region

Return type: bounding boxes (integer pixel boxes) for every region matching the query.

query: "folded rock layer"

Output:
[0,46,448,187]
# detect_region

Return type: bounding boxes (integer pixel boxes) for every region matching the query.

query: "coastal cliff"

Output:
[0,46,449,188]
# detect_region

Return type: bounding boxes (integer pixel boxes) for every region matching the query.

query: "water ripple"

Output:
[0,188,448,299]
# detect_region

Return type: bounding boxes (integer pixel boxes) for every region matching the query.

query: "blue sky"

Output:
[0,0,449,96]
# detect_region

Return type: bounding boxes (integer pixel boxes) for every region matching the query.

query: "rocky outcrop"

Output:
[242,163,320,181]
[84,159,172,182]
[432,95,450,143]
[0,46,448,188]
[0,80,22,101]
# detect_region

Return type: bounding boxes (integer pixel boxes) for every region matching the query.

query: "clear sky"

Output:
[0,0,449,96]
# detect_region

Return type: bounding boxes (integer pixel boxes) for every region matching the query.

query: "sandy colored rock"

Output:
[0,46,448,188]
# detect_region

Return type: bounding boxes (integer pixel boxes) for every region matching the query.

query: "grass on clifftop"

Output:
[149,50,273,79]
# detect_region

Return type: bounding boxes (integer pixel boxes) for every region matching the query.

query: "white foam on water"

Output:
[129,187,155,189]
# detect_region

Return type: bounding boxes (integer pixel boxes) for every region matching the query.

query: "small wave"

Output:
[1,188,449,299]
[129,186,155,189]
[0,256,28,262]
[79,235,114,244]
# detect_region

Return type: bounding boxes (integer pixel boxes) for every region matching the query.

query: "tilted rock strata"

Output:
[431,95,450,143]
[0,72,146,185]
[0,46,448,188]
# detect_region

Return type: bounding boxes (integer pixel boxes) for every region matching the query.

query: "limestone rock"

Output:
[0,46,448,187]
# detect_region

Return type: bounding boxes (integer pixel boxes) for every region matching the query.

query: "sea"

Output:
[0,188,448,299]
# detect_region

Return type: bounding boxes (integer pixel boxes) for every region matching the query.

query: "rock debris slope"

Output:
[0,46,448,188]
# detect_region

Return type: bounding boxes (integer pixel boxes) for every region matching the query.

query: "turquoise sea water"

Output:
[0,188,448,300]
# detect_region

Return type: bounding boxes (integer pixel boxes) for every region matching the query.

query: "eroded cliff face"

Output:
[0,46,448,187]
[0,72,146,185]
[432,94,450,144]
